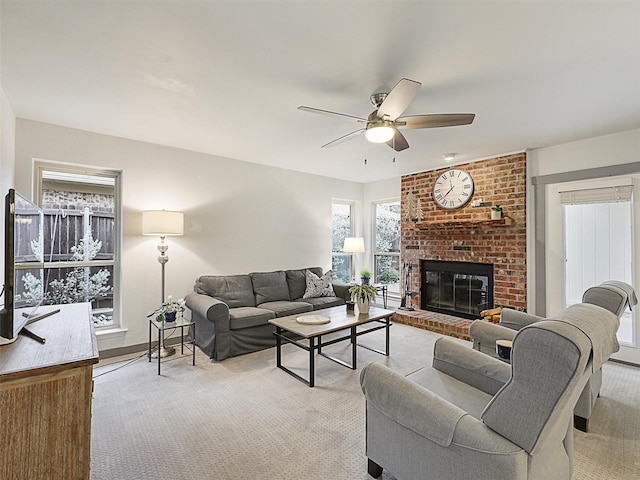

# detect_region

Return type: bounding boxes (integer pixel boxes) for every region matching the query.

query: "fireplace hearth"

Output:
[421,260,494,320]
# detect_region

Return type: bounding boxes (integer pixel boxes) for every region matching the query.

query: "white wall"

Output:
[0,86,17,293]
[14,119,363,352]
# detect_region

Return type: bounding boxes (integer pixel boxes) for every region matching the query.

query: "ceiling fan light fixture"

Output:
[365,124,395,143]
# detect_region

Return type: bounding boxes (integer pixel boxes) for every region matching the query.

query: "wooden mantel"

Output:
[409,218,512,230]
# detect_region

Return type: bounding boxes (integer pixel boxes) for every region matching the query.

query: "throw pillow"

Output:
[303,270,336,298]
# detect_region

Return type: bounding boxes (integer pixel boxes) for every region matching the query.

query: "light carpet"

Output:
[90,323,640,480]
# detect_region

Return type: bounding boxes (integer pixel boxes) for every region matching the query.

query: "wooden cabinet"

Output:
[0,303,99,480]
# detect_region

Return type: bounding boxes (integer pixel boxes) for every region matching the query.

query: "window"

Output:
[374,200,400,294]
[34,161,121,329]
[331,201,354,283]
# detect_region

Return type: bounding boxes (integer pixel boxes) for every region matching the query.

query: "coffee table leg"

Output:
[351,326,357,369]
[385,316,390,356]
[309,336,315,388]
[276,327,282,368]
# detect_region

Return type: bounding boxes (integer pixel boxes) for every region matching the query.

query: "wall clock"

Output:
[432,169,474,210]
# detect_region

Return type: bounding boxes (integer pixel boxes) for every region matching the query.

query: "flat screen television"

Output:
[0,189,57,345]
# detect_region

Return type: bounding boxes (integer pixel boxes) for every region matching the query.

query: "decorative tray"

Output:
[296,314,331,325]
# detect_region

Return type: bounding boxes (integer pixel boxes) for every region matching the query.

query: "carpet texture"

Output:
[90,323,639,480]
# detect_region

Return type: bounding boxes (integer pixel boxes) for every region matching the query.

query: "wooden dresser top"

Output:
[0,302,99,381]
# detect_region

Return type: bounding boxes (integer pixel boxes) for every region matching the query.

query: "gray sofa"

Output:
[185,267,350,361]
[360,302,620,480]
[469,280,635,432]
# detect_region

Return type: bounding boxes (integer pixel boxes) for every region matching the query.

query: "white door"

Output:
[552,178,639,365]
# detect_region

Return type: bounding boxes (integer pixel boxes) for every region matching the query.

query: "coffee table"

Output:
[269,305,394,387]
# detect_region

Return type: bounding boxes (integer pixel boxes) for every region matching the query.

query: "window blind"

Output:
[560,185,633,205]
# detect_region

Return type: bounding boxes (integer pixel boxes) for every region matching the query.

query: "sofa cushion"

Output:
[196,275,255,308]
[303,270,336,298]
[229,306,276,330]
[299,296,346,310]
[258,301,313,317]
[286,267,323,301]
[250,270,291,305]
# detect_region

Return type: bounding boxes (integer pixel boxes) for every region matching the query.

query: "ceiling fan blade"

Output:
[386,129,409,152]
[298,106,367,122]
[376,78,421,121]
[396,113,475,129]
[321,128,365,148]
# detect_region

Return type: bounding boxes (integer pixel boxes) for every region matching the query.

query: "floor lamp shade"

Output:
[142,210,184,236]
[343,237,365,253]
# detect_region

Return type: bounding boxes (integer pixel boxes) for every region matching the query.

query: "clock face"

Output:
[432,169,474,210]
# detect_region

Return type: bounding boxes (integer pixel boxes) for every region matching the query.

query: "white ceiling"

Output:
[2,1,639,183]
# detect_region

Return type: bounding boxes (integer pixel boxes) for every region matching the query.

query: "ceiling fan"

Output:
[298,78,475,152]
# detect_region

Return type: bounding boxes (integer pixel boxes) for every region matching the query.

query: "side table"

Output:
[148,317,196,375]
[373,284,388,309]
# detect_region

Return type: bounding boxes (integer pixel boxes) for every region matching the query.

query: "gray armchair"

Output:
[360,303,620,480]
[469,281,635,431]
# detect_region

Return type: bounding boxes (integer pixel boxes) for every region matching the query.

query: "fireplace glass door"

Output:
[422,260,493,319]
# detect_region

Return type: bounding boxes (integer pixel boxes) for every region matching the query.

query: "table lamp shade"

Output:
[343,237,365,253]
[142,210,184,236]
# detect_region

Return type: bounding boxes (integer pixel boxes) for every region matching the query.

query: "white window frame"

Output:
[373,198,401,295]
[33,160,122,329]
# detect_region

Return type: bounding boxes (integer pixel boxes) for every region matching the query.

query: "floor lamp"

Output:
[142,210,184,358]
[343,237,365,283]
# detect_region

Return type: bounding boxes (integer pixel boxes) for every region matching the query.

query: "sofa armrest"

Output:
[432,337,511,395]
[499,308,543,331]
[185,292,232,360]
[332,282,351,302]
[185,292,230,327]
[469,320,517,359]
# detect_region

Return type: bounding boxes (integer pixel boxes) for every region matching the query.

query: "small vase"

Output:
[361,277,370,285]
[357,298,370,315]
[165,311,177,323]
[491,210,503,220]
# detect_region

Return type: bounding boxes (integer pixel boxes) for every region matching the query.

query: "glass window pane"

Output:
[375,202,400,253]
[374,201,400,294]
[332,254,353,283]
[45,265,114,327]
[332,203,352,253]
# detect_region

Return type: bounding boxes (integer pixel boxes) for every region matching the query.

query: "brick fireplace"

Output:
[395,152,527,339]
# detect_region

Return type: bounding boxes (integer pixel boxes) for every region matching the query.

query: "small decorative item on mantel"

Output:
[147,296,186,323]
[349,283,377,315]
[359,267,372,285]
[491,204,504,220]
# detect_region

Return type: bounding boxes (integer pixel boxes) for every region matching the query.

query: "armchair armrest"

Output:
[469,320,517,358]
[432,337,511,395]
[499,308,543,331]
[360,362,466,446]
[360,362,521,455]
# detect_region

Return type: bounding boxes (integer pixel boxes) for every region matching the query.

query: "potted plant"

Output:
[147,295,186,323]
[349,283,377,314]
[491,204,503,220]
[359,267,372,285]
